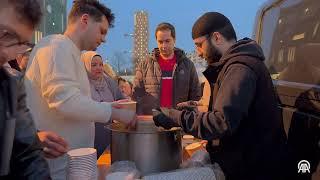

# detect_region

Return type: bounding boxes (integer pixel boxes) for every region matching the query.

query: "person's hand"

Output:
[126,116,137,130]
[152,108,180,130]
[111,99,131,108]
[111,106,136,128]
[114,99,131,103]
[200,140,208,147]
[177,101,199,107]
[176,101,200,111]
[37,131,68,159]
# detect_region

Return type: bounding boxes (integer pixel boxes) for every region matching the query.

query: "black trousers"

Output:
[94,122,111,157]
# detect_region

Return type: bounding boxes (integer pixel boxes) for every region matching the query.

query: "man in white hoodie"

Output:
[25,1,135,179]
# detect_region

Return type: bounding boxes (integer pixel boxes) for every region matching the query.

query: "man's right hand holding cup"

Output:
[111,100,137,129]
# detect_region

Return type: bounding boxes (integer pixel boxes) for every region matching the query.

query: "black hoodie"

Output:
[178,38,289,180]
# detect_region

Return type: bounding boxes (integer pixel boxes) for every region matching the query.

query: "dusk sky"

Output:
[67,0,267,67]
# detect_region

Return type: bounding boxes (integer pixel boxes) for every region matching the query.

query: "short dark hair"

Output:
[1,0,42,28]
[216,24,237,41]
[117,77,126,84]
[155,22,176,39]
[69,0,115,27]
[128,81,133,89]
[192,12,237,41]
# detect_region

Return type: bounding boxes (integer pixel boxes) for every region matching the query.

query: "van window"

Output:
[260,0,320,85]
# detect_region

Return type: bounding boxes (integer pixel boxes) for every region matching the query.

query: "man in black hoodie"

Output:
[153,12,289,180]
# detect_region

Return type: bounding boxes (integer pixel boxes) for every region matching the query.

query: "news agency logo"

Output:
[298,160,310,174]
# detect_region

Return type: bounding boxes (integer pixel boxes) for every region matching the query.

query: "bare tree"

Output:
[109,51,134,75]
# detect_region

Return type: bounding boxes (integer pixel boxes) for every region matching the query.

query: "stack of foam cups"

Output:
[67,148,97,180]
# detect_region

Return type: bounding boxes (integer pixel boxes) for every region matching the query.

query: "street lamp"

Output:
[124,33,134,73]
[123,50,132,54]
[122,50,133,75]
[124,33,134,37]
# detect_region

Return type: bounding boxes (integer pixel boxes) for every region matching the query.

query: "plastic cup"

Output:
[118,101,137,112]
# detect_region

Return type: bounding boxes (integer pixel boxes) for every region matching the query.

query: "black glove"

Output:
[152,108,180,130]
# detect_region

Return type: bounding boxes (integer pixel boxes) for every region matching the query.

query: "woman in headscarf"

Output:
[81,51,125,156]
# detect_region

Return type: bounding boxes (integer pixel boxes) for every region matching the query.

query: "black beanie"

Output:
[192,12,232,39]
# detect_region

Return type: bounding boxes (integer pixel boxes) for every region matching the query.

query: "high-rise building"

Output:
[133,11,149,68]
[33,0,67,44]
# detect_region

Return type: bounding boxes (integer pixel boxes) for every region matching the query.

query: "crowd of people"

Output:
[0,0,299,180]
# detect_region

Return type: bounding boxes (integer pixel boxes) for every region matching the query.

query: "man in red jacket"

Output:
[133,22,201,115]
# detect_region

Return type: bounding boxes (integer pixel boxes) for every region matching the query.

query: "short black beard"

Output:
[206,40,222,65]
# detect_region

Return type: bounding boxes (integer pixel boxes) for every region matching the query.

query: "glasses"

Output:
[0,25,34,51]
[194,34,212,48]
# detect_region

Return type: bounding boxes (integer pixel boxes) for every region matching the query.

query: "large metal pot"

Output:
[107,121,182,175]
